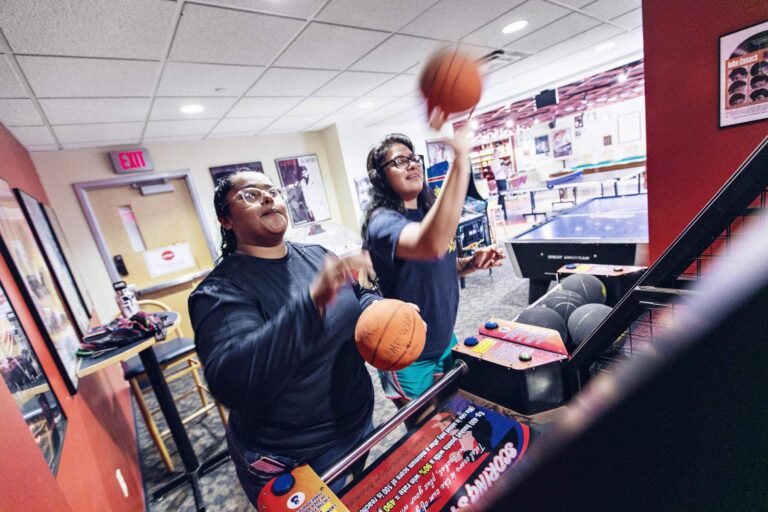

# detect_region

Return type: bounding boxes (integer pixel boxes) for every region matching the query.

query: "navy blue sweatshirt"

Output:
[188,242,377,459]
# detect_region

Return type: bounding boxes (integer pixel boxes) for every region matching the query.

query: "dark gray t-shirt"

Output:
[189,242,376,459]
[366,208,459,360]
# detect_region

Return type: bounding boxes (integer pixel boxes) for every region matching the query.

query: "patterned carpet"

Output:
[139,263,531,511]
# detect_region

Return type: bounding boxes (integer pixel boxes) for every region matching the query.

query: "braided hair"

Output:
[360,133,436,250]
[213,168,254,261]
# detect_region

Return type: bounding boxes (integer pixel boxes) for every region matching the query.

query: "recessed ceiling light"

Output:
[565,106,574,112]
[180,104,204,114]
[359,101,374,109]
[632,87,643,93]
[616,73,628,83]
[470,120,479,129]
[595,42,615,52]
[502,20,529,34]
[533,118,540,125]
[506,120,514,128]
[597,97,607,102]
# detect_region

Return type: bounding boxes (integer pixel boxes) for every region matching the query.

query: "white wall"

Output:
[30,132,342,321]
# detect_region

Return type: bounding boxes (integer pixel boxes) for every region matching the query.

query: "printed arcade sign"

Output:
[341,395,530,512]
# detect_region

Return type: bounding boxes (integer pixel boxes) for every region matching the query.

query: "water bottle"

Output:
[113,281,139,318]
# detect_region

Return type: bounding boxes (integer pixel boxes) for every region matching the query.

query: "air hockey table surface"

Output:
[506,193,649,302]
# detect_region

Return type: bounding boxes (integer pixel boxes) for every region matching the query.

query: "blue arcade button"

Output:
[565,263,578,269]
[272,473,295,496]
[463,336,479,347]
[484,321,499,330]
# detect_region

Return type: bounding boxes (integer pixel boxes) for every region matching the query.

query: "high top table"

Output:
[77,312,228,511]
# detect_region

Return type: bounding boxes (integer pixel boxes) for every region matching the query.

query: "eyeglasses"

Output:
[381,154,424,170]
[230,187,286,207]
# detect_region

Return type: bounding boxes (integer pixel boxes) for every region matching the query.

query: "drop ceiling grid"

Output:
[0,0,645,150]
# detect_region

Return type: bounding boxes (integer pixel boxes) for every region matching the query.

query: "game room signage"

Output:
[341,396,530,511]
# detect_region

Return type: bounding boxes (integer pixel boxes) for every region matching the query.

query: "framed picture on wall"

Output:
[552,128,573,158]
[719,19,768,127]
[0,279,67,474]
[275,155,330,227]
[209,161,263,186]
[534,135,550,155]
[618,111,642,143]
[16,189,92,337]
[0,180,81,393]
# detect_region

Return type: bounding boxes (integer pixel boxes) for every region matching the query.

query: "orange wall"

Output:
[643,0,768,261]
[0,125,144,511]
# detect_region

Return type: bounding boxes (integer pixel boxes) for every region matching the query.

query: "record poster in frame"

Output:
[719,19,768,127]
[0,181,80,393]
[16,189,91,336]
[275,155,330,227]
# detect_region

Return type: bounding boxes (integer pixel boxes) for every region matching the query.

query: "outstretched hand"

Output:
[310,251,374,314]
[471,245,506,270]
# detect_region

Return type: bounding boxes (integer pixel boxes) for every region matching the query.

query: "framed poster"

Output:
[209,161,263,186]
[354,176,373,213]
[0,280,66,474]
[0,181,80,393]
[42,204,94,316]
[719,20,768,127]
[275,154,330,227]
[552,128,573,158]
[617,111,642,143]
[16,190,91,337]
[534,135,550,155]
[426,139,453,167]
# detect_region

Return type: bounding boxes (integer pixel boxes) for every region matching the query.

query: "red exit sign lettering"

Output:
[109,148,154,174]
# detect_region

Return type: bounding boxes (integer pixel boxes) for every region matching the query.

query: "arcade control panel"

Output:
[557,263,646,306]
[453,319,569,414]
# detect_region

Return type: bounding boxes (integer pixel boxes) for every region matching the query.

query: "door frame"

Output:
[73,170,217,286]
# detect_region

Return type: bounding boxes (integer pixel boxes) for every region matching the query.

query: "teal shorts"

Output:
[378,334,459,401]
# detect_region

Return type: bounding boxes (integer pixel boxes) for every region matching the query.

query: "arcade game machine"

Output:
[257,138,768,512]
[425,143,493,288]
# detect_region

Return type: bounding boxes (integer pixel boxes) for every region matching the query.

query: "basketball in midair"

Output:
[419,49,482,116]
[354,299,426,371]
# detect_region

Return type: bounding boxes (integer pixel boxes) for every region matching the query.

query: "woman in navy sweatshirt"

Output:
[189,169,377,505]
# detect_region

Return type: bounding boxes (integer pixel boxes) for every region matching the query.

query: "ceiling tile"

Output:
[0,58,27,97]
[169,3,305,65]
[40,98,150,124]
[366,74,420,97]
[275,23,389,69]
[337,96,396,114]
[316,0,435,31]
[400,0,522,40]
[54,123,144,144]
[351,35,447,73]
[462,0,568,48]
[198,0,327,18]
[212,117,276,134]
[150,97,238,120]
[246,68,338,96]
[158,62,264,96]
[26,144,60,151]
[0,99,43,126]
[554,0,594,6]
[287,96,354,115]
[0,0,176,60]
[314,72,394,97]
[18,56,158,97]
[145,119,218,138]
[542,24,625,56]
[612,8,642,30]
[9,126,56,146]
[228,97,304,117]
[372,96,423,115]
[262,115,325,132]
[582,0,642,21]
[61,140,140,150]
[506,12,601,54]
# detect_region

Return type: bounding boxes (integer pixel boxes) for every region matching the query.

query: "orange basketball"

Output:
[419,49,482,115]
[354,299,426,371]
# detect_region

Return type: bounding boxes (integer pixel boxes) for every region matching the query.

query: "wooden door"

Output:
[76,172,216,337]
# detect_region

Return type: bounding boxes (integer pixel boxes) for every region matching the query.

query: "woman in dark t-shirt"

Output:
[189,170,377,506]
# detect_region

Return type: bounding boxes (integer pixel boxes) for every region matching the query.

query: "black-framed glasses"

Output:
[230,187,286,207]
[381,154,424,169]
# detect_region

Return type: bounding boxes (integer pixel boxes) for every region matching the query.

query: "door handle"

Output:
[113,255,129,276]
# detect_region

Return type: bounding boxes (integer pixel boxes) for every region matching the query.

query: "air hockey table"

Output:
[506,193,649,303]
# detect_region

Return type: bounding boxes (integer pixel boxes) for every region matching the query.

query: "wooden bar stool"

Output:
[121,299,227,472]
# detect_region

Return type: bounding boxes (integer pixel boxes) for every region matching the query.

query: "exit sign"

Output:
[109,148,154,174]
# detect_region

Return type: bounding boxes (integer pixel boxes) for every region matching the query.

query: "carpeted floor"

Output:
[139,263,531,511]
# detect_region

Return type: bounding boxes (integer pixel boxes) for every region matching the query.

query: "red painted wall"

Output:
[0,125,144,511]
[643,0,768,261]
